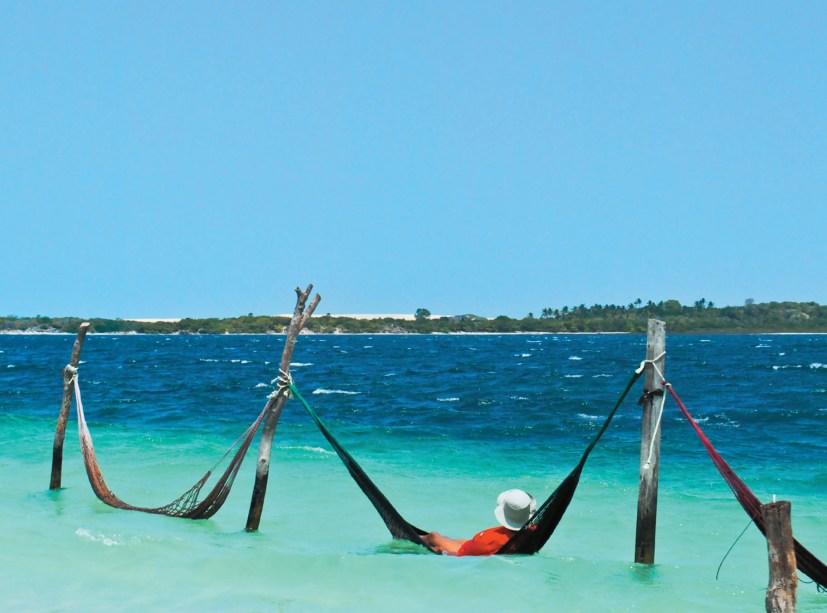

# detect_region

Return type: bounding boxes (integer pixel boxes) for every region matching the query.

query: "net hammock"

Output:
[69,365,271,519]
[288,365,644,554]
[666,381,827,591]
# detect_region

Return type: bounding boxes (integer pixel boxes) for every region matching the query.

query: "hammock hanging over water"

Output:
[70,368,268,519]
[289,366,643,555]
[666,382,827,591]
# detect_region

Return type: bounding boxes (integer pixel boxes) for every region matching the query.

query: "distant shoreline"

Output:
[4,302,826,334]
[3,329,827,336]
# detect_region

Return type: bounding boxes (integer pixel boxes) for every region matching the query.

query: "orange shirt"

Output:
[456,526,516,557]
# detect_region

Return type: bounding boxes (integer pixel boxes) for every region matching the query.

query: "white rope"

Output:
[639,352,667,470]
[69,370,89,445]
[268,368,293,400]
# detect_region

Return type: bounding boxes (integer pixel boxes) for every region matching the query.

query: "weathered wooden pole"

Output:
[634,318,666,564]
[762,501,798,613]
[246,284,320,532]
[50,322,91,489]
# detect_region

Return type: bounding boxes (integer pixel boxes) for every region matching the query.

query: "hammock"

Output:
[289,366,643,554]
[71,369,269,519]
[666,383,827,590]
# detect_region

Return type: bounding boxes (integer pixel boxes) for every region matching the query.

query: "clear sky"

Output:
[3,2,826,319]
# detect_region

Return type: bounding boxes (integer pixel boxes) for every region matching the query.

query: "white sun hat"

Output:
[494,489,537,531]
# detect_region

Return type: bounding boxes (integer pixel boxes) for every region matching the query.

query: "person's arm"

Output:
[420,531,467,555]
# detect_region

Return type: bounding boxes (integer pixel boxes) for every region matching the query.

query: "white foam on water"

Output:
[565,374,583,378]
[810,363,825,369]
[568,356,582,361]
[592,374,613,378]
[254,383,269,389]
[290,362,313,367]
[578,413,600,420]
[515,353,532,358]
[75,528,123,547]
[278,445,335,456]
[312,389,360,395]
[437,397,459,402]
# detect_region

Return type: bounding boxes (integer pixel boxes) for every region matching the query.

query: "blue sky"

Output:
[3,2,826,319]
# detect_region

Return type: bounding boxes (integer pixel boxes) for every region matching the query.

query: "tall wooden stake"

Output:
[50,322,91,490]
[246,285,320,532]
[635,318,666,564]
[762,501,797,613]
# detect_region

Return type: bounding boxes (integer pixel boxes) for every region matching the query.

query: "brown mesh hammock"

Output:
[70,366,270,519]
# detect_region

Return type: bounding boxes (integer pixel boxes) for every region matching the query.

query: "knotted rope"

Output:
[637,352,666,470]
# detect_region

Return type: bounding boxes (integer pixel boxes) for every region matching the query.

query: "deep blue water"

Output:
[3,332,825,466]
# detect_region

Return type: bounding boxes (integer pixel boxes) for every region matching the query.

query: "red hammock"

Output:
[666,383,827,590]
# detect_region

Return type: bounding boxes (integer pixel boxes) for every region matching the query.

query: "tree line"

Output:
[3,300,827,335]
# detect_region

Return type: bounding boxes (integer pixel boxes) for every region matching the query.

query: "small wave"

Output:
[437,397,459,402]
[6,364,14,368]
[312,389,360,395]
[278,445,335,456]
[229,359,252,364]
[700,339,712,343]
[199,358,220,363]
[755,344,771,348]
[363,345,373,349]
[515,353,532,358]
[76,528,123,546]
[772,365,803,370]
[568,356,582,361]
[384,372,396,377]
[290,362,313,367]
[578,413,600,421]
[509,396,528,401]
[811,363,825,370]
[592,374,613,378]
[565,374,583,379]
[526,340,542,344]
[254,383,270,389]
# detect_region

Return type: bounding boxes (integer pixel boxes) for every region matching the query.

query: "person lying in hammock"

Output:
[420,489,537,556]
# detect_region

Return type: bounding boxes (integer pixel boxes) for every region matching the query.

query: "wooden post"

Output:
[50,322,91,489]
[246,285,320,532]
[634,318,665,564]
[762,501,797,613]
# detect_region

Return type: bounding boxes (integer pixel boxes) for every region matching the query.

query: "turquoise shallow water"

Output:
[1,333,825,611]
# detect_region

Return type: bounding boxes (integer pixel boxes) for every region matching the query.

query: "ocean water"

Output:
[1,332,825,612]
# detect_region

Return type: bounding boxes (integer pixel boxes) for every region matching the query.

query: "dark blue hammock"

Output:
[288,367,643,555]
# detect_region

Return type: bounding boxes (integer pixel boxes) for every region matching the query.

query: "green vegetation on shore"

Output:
[3,300,827,334]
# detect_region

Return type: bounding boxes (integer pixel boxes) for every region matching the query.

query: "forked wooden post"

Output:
[246,284,320,532]
[634,318,666,564]
[50,322,91,489]
[762,501,797,613]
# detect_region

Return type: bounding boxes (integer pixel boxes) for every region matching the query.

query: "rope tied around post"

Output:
[636,352,667,470]
[269,369,294,400]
